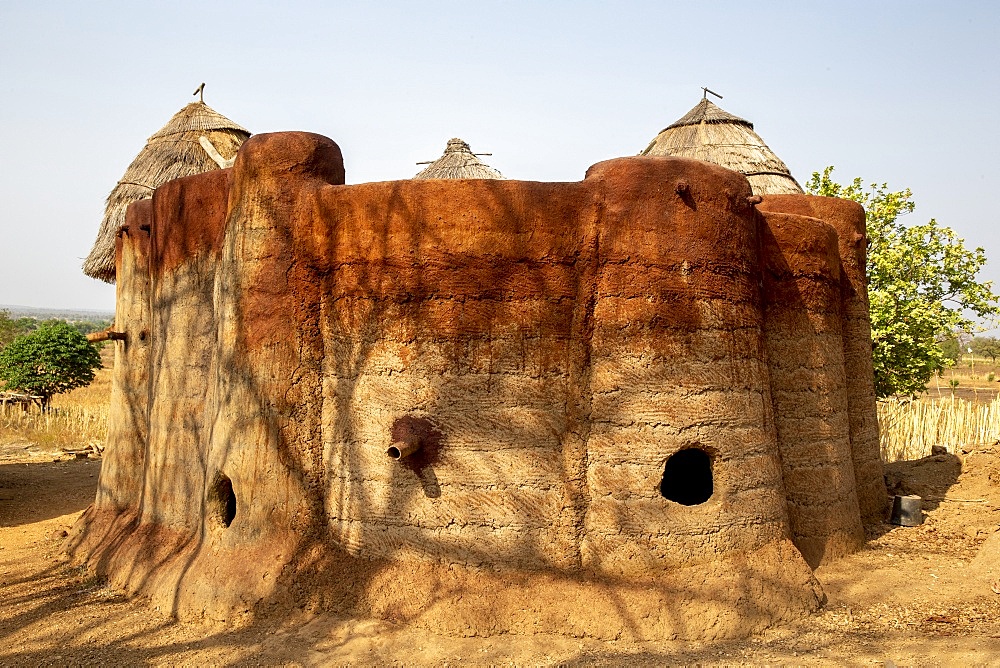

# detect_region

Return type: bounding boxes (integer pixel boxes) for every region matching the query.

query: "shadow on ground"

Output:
[0,459,100,527]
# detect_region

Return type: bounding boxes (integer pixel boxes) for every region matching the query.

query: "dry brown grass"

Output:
[0,346,112,451]
[924,354,1000,403]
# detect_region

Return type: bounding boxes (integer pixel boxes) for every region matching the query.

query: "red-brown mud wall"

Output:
[581,159,794,575]
[760,210,865,567]
[140,170,230,531]
[204,135,809,575]
[311,176,594,569]
[203,137,822,636]
[759,196,887,523]
[93,200,153,514]
[70,172,237,599]
[72,133,871,639]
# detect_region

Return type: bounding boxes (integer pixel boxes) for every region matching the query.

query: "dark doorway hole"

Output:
[659,448,713,505]
[210,473,237,528]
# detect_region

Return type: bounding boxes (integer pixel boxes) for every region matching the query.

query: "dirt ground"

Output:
[1,439,999,666]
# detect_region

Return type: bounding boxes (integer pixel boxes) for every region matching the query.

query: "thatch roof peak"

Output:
[641,98,802,196]
[664,98,753,132]
[414,138,505,180]
[83,100,251,283]
[148,101,249,140]
[443,137,473,153]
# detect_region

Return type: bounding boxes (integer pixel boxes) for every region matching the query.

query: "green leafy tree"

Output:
[0,321,102,409]
[972,335,1000,363]
[14,317,38,335]
[938,335,962,366]
[807,167,999,397]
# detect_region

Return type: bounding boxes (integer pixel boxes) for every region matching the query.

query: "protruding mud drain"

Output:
[660,448,713,505]
[210,473,237,528]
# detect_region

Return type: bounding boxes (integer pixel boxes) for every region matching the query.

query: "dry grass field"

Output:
[925,354,1000,404]
[0,345,111,456]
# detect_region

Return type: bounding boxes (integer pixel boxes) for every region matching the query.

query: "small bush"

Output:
[0,322,102,409]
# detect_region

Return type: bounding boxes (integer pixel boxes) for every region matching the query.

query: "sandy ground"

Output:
[2,439,999,666]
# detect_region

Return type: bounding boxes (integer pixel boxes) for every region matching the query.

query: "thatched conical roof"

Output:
[640,98,802,196]
[414,138,504,180]
[83,101,250,282]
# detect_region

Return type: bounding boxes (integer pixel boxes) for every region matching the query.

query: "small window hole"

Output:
[210,473,237,528]
[659,448,713,505]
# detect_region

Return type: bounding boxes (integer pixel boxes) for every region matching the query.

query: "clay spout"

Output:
[386,440,421,460]
[386,415,439,461]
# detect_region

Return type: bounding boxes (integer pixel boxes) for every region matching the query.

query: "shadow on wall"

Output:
[68,131,894,640]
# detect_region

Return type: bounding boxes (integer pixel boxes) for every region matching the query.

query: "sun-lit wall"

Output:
[71,131,885,640]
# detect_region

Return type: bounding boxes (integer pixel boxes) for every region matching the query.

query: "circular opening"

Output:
[386,446,402,460]
[210,473,237,528]
[659,448,713,506]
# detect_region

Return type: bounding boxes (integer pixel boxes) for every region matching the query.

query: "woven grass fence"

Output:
[878,396,1000,462]
[0,404,108,451]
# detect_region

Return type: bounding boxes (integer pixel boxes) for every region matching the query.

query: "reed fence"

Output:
[0,403,108,450]
[878,396,1000,462]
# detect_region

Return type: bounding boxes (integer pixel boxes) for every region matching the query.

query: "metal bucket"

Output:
[890,494,922,526]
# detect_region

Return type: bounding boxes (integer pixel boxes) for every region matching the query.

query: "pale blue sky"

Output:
[1,1,998,313]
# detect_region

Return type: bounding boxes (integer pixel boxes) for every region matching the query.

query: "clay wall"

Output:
[94,200,152,513]
[581,159,791,574]
[758,196,886,524]
[71,131,888,639]
[311,177,595,570]
[198,136,797,575]
[140,170,230,530]
[759,211,864,567]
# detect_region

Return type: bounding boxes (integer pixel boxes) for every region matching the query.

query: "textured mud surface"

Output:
[69,133,895,638]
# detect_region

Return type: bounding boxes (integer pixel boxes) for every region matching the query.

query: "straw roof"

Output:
[640,98,803,196]
[414,138,505,180]
[83,101,250,282]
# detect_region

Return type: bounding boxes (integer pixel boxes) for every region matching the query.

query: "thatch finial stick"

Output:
[702,87,723,100]
[194,82,206,103]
